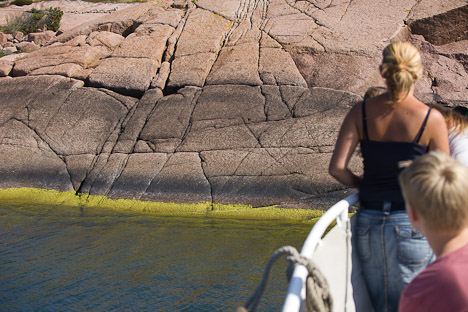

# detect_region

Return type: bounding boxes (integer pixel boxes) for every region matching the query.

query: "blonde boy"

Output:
[398,151,468,312]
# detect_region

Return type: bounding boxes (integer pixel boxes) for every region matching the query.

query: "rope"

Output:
[237,245,333,312]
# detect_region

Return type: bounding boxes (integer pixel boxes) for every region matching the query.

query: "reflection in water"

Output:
[0,203,310,311]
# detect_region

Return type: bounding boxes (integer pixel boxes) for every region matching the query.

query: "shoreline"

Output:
[0,187,325,222]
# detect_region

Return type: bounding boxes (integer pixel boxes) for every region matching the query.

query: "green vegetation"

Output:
[0,187,325,222]
[0,51,5,57]
[0,7,63,34]
[11,0,32,5]
[0,0,11,7]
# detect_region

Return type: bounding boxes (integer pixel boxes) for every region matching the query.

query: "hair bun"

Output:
[397,63,407,72]
[380,42,423,103]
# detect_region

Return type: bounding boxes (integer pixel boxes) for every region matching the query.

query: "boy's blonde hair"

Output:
[380,41,423,104]
[399,151,468,233]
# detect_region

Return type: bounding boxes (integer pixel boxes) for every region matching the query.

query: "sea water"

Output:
[0,202,310,311]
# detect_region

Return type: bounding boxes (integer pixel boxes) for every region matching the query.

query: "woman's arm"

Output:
[428,110,450,154]
[329,104,362,188]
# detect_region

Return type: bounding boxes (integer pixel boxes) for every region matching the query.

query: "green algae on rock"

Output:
[0,187,324,222]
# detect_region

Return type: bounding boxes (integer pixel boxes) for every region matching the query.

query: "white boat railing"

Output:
[282,193,359,312]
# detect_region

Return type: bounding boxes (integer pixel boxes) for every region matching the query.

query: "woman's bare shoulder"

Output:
[347,100,363,118]
[428,106,447,126]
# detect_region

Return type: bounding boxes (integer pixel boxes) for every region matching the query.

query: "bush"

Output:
[45,7,63,32]
[31,9,45,21]
[11,0,33,6]
[0,7,63,34]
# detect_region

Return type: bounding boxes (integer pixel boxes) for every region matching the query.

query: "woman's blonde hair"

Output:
[380,42,423,104]
[399,151,468,233]
[432,104,468,135]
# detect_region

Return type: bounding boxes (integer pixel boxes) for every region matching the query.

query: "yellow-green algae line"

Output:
[0,188,325,223]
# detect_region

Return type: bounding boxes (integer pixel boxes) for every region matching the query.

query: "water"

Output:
[0,202,310,311]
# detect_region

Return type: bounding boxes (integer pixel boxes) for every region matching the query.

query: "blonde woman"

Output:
[329,42,449,312]
[433,105,468,166]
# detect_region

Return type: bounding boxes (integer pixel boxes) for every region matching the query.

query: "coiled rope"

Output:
[237,245,333,312]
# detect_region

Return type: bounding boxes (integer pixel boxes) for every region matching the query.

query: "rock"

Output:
[408,3,468,46]
[0,32,7,46]
[87,153,129,196]
[294,87,362,118]
[261,85,293,121]
[435,40,468,73]
[166,8,231,88]
[140,87,201,153]
[0,0,467,209]
[86,31,124,49]
[112,25,173,64]
[13,31,24,41]
[12,44,112,76]
[0,59,13,77]
[291,50,383,95]
[0,52,27,62]
[411,36,468,105]
[3,46,17,54]
[167,52,218,88]
[173,8,230,56]
[30,63,84,77]
[0,119,73,192]
[140,152,212,204]
[87,57,158,97]
[65,154,96,191]
[16,41,40,53]
[113,88,164,154]
[0,75,136,155]
[259,37,308,86]
[107,153,168,200]
[178,123,260,152]
[151,61,171,89]
[27,30,56,45]
[191,85,266,128]
[206,42,263,86]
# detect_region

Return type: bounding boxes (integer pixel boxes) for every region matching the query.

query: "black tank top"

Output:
[359,101,431,203]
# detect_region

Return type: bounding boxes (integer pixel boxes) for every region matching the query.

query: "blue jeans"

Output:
[355,209,434,312]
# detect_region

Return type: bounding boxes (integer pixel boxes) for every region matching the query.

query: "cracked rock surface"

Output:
[1,0,467,209]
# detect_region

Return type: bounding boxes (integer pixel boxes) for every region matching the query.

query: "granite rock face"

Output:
[1,0,467,209]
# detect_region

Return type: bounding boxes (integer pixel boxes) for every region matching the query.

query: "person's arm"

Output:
[329,104,362,188]
[428,110,450,154]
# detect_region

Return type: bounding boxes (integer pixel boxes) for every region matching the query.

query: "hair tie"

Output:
[397,63,407,72]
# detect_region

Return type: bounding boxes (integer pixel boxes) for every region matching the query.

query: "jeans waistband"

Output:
[360,200,406,214]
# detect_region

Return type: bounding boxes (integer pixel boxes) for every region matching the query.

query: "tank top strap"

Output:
[361,100,368,140]
[413,107,432,144]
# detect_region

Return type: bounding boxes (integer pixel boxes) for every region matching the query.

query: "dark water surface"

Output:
[0,202,310,311]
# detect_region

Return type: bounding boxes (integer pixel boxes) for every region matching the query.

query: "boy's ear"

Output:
[406,203,419,224]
